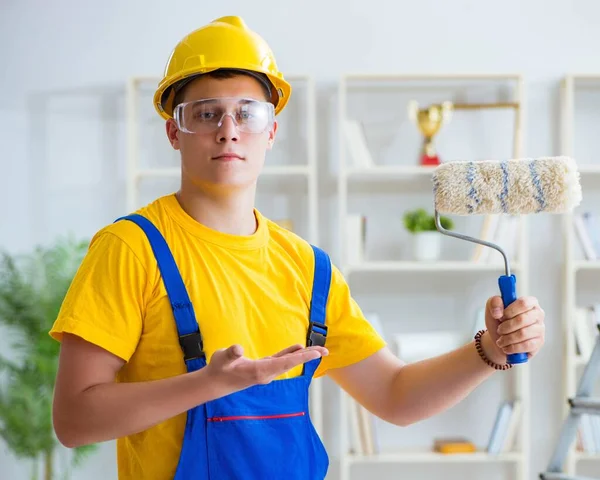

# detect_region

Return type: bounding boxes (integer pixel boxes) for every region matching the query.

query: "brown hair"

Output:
[171,69,273,110]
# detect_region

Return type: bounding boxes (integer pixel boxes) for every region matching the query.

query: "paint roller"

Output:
[432,156,582,364]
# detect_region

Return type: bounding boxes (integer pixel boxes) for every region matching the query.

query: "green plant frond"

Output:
[0,236,95,468]
[0,378,55,458]
[0,355,20,375]
[72,444,98,467]
[0,238,88,330]
[403,208,454,233]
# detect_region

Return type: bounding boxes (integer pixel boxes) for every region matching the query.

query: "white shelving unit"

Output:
[336,74,530,480]
[124,75,324,434]
[345,261,523,274]
[559,74,600,476]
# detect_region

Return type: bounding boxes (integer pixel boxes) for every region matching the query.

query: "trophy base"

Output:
[420,153,441,167]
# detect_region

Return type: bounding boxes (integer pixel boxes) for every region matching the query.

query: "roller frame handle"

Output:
[498,274,528,365]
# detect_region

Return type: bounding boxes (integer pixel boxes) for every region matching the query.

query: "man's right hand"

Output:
[52,335,327,448]
[205,343,328,391]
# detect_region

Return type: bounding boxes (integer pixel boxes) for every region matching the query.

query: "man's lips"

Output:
[212,153,244,161]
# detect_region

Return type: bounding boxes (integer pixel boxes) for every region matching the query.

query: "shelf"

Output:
[344,163,600,182]
[135,165,311,180]
[346,165,435,181]
[561,75,600,478]
[136,168,179,178]
[337,73,528,480]
[578,165,600,174]
[345,450,522,464]
[573,261,600,271]
[569,74,600,80]
[342,74,522,91]
[346,261,520,274]
[262,165,311,175]
[344,73,523,81]
[345,164,600,180]
[573,451,600,462]
[574,355,589,367]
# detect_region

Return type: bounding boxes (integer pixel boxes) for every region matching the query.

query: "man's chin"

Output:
[190,175,258,191]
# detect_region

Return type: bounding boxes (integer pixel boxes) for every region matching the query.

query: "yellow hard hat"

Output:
[153,16,291,120]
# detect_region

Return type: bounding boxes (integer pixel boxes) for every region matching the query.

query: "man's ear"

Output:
[166,119,181,150]
[267,120,278,150]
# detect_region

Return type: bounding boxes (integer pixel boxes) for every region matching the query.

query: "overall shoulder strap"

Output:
[306,244,332,348]
[115,214,205,371]
[303,244,332,379]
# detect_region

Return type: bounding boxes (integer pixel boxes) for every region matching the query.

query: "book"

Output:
[433,437,476,454]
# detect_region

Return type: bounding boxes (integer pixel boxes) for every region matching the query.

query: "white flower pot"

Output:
[412,231,441,261]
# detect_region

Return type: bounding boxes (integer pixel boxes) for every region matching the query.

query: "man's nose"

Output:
[215,114,239,142]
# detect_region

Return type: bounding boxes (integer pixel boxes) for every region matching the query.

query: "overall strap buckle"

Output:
[307,321,328,347]
[179,331,205,361]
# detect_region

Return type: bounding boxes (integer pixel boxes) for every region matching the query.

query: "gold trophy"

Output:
[408,100,453,166]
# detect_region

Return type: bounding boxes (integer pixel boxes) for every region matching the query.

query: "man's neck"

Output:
[175,185,258,236]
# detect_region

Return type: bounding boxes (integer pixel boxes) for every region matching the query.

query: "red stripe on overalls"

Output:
[207,412,305,422]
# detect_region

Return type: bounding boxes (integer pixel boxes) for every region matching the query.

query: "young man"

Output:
[50,15,546,480]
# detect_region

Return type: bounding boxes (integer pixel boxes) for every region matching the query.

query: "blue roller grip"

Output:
[498,274,528,365]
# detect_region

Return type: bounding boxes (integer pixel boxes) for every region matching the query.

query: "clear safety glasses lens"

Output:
[175,97,274,134]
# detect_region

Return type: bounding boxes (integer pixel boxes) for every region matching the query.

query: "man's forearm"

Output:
[388,331,501,426]
[53,368,233,448]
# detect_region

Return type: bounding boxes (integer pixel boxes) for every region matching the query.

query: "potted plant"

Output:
[403,208,454,261]
[0,236,97,480]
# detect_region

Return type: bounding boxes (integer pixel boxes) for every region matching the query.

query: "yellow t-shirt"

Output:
[49,193,386,480]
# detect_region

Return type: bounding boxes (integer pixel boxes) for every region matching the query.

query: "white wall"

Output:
[2,0,600,478]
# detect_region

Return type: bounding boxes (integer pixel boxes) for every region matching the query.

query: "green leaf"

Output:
[72,444,97,467]
[403,208,454,233]
[0,236,99,469]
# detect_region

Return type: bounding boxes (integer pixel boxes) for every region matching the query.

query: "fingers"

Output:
[271,344,304,358]
[497,305,543,335]
[272,348,327,372]
[272,346,328,364]
[217,344,244,364]
[496,322,545,352]
[304,346,329,356]
[265,346,328,373]
[496,335,544,356]
[490,295,545,358]
[215,343,330,387]
[271,345,328,359]
[502,296,539,320]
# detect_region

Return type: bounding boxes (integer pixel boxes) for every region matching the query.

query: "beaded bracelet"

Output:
[474,329,513,371]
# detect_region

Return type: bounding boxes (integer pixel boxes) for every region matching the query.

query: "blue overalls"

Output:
[118,214,331,479]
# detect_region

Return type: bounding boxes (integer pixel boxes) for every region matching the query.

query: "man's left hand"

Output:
[483,295,546,364]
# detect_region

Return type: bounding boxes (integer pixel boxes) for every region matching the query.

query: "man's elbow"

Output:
[53,418,81,449]
[55,434,79,449]
[378,402,440,428]
[389,415,420,428]
[52,405,91,449]
[374,399,423,427]
[379,410,417,428]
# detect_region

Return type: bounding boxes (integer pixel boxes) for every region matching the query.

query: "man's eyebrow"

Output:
[191,97,259,105]
[237,98,260,105]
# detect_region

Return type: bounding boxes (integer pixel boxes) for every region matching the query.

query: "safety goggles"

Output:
[173,97,275,134]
